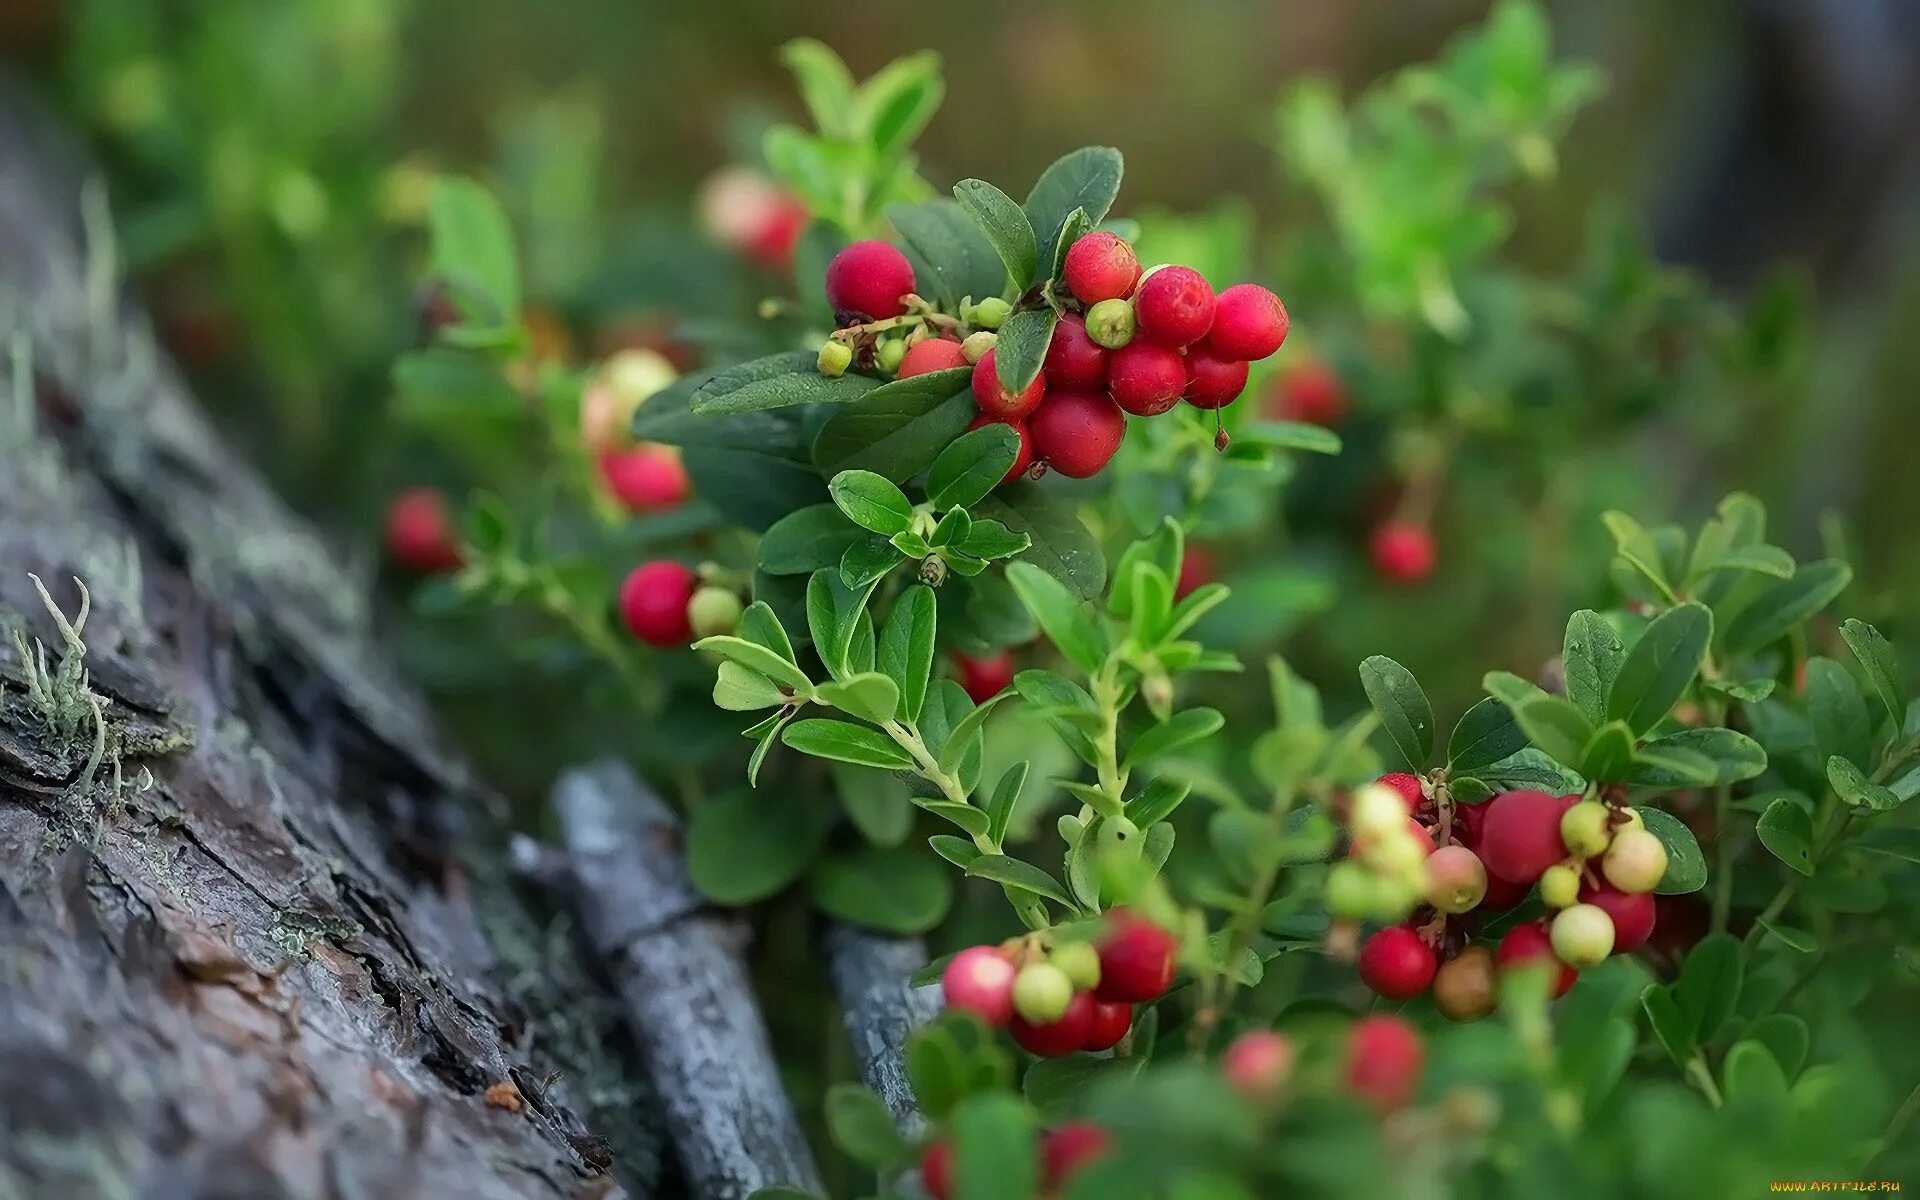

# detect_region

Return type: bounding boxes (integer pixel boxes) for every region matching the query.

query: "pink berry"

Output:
[1344,1015,1424,1113]
[1222,1030,1295,1098]
[1040,1122,1113,1188]
[824,240,915,320]
[1133,266,1216,347]
[1062,231,1140,304]
[1106,341,1187,416]
[1495,922,1577,999]
[1043,314,1110,389]
[1370,522,1436,585]
[1578,881,1657,954]
[1010,990,1094,1057]
[1357,926,1438,1000]
[953,651,1014,704]
[898,338,970,378]
[1029,389,1127,479]
[1181,346,1249,410]
[964,413,1034,486]
[385,488,462,574]
[1268,360,1347,426]
[1205,283,1289,360]
[619,560,699,647]
[1477,791,1577,885]
[1081,1000,1132,1052]
[971,349,1046,420]
[1094,911,1178,1003]
[600,445,690,513]
[940,945,1017,1025]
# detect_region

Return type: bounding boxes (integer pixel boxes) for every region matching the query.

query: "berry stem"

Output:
[1684,1055,1724,1109]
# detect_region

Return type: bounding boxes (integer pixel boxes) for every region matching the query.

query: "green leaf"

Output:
[747,711,793,788]
[687,790,826,904]
[955,520,1029,561]
[829,470,915,536]
[811,369,975,483]
[1601,510,1676,601]
[1745,1013,1810,1080]
[1561,610,1626,726]
[807,570,875,678]
[889,200,1007,309]
[1804,657,1871,767]
[1692,543,1796,580]
[986,762,1029,846]
[965,854,1077,909]
[877,586,936,722]
[928,834,983,870]
[974,486,1106,599]
[714,662,787,711]
[695,635,814,693]
[1125,778,1191,827]
[812,847,954,934]
[1629,728,1768,787]
[1512,695,1596,770]
[1447,697,1527,774]
[1840,619,1904,722]
[1358,655,1435,769]
[779,39,858,136]
[950,1092,1038,1200]
[1023,1056,1140,1120]
[935,692,1013,773]
[783,719,912,770]
[758,504,864,575]
[816,672,902,724]
[994,307,1058,396]
[1041,207,1092,285]
[428,178,520,328]
[691,351,883,415]
[1755,920,1818,954]
[1756,796,1815,875]
[953,178,1036,293]
[391,348,525,427]
[858,50,943,157]
[1124,708,1225,767]
[738,600,797,664]
[1023,146,1124,283]
[1641,984,1695,1065]
[1606,602,1712,733]
[1826,755,1899,811]
[1580,720,1636,782]
[1238,420,1343,455]
[1006,561,1107,674]
[840,536,904,589]
[834,762,913,847]
[919,799,989,838]
[1635,806,1707,893]
[1676,933,1742,1045]
[633,368,815,464]
[823,1083,906,1168]
[1482,670,1552,712]
[1722,560,1853,654]
[928,423,1020,510]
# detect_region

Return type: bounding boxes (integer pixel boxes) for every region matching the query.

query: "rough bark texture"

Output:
[0,81,659,1200]
[823,924,941,1134]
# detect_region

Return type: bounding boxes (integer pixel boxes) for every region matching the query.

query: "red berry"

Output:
[600,445,690,513]
[746,195,809,270]
[1477,791,1576,885]
[1357,926,1438,1000]
[1205,283,1289,361]
[1081,1000,1131,1052]
[1174,545,1214,601]
[1043,314,1110,389]
[1222,1030,1294,1098]
[1041,1122,1114,1189]
[1578,881,1657,954]
[1134,266,1216,347]
[965,413,1034,485]
[1106,341,1187,416]
[1062,231,1140,304]
[1370,522,1436,585]
[1010,990,1094,1057]
[941,945,1018,1025]
[619,560,698,647]
[1030,389,1127,479]
[1269,360,1347,426]
[1344,1015,1424,1113]
[385,488,463,574]
[1377,773,1425,812]
[1094,912,1178,1003]
[972,349,1046,420]
[1495,922,1577,999]
[1480,871,1531,911]
[1181,346,1249,410]
[899,338,970,378]
[825,240,915,320]
[921,1140,953,1200]
[953,651,1014,704]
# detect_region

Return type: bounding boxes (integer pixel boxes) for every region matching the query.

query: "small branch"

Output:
[823,923,942,1134]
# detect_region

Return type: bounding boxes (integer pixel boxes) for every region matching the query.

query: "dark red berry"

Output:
[953,651,1014,704]
[1377,773,1425,812]
[1134,266,1216,347]
[972,349,1046,420]
[899,338,969,378]
[619,560,698,647]
[1344,1015,1424,1113]
[1062,231,1140,304]
[1010,990,1094,1057]
[1041,1122,1114,1188]
[1181,346,1249,410]
[921,1140,953,1200]
[600,445,690,513]
[1043,314,1110,388]
[1094,912,1178,1003]
[1106,342,1187,416]
[1357,926,1438,1000]
[1205,283,1289,361]
[1030,389,1126,479]
[1477,791,1576,885]
[965,413,1034,485]
[1269,360,1347,426]
[1174,545,1214,601]
[385,488,463,574]
[1479,871,1531,911]
[1081,1000,1131,1052]
[1495,922,1577,999]
[1370,522,1436,585]
[1578,881,1657,954]
[825,240,915,320]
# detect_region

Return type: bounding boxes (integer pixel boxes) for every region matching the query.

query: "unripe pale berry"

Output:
[968,296,1012,329]
[1051,941,1102,992]
[1081,999,1131,1052]
[1062,231,1141,304]
[1043,314,1110,389]
[1181,346,1250,410]
[1560,801,1614,860]
[1424,845,1488,914]
[1539,863,1581,909]
[1133,265,1216,347]
[1106,341,1187,416]
[1551,903,1616,968]
[1433,945,1497,1022]
[1377,772,1425,811]
[619,561,699,647]
[898,338,970,378]
[952,650,1014,704]
[1010,990,1095,1057]
[1222,1030,1295,1098]
[1083,297,1136,349]
[1578,880,1657,953]
[964,414,1033,486]
[1205,283,1290,361]
[1495,922,1577,999]
[941,945,1017,1025]
[1370,522,1436,585]
[600,445,690,513]
[817,338,853,377]
[688,586,743,639]
[824,239,914,320]
[1477,791,1577,885]
[921,1140,953,1200]
[1041,1122,1114,1189]
[1344,1015,1424,1113]
[1325,861,1382,919]
[1602,827,1668,894]
[1269,360,1347,427]
[1013,962,1076,1024]
[971,349,1046,420]
[1094,911,1178,1003]
[1357,925,1437,1000]
[1030,389,1127,479]
[875,337,907,373]
[385,488,463,574]
[961,330,997,363]
[1350,783,1412,840]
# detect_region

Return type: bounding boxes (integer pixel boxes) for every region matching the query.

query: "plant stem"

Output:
[1863,1081,1920,1174]
[1087,661,1129,817]
[1684,1056,1724,1109]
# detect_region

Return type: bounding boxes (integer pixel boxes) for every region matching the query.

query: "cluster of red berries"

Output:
[921,1121,1110,1200]
[618,561,744,647]
[1340,775,1668,1019]
[818,231,1290,486]
[939,911,1177,1058]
